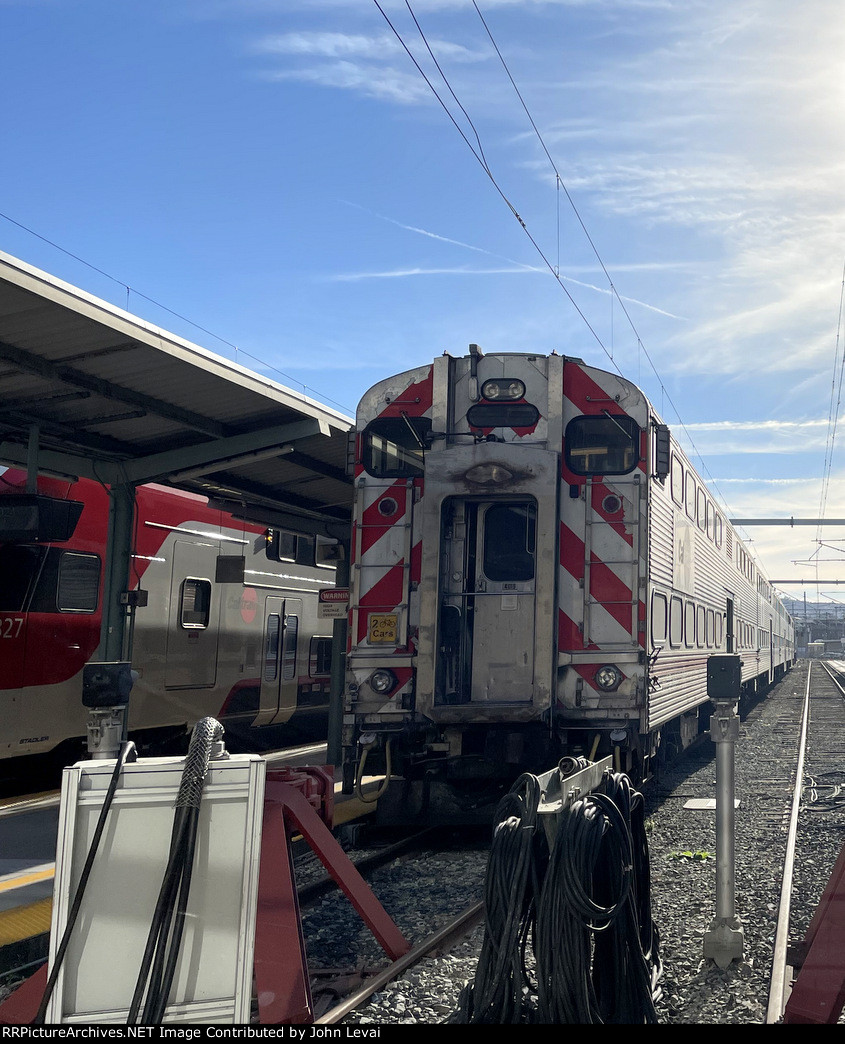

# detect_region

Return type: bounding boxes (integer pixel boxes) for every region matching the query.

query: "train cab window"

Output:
[669,596,683,647]
[309,636,333,677]
[180,578,211,629]
[483,503,536,582]
[361,416,431,478]
[57,552,100,612]
[671,456,684,506]
[565,415,639,475]
[651,593,667,645]
[0,544,45,611]
[282,615,299,680]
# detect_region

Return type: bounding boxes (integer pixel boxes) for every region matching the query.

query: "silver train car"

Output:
[341,347,794,809]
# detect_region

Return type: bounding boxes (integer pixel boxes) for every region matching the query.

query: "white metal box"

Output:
[46,754,266,1024]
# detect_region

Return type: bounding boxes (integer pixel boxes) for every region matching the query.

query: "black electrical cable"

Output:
[34,741,138,1024]
[454,767,661,1025]
[128,717,223,1024]
[452,773,547,1024]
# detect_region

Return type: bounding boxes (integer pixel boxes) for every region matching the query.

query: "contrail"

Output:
[339,199,685,319]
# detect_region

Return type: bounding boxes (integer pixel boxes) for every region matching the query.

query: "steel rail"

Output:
[314,901,484,1025]
[765,662,812,1024]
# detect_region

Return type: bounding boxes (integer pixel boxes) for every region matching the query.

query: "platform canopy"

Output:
[0,250,353,537]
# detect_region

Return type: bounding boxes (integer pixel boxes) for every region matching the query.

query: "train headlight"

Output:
[369,669,398,695]
[594,665,623,691]
[481,378,525,401]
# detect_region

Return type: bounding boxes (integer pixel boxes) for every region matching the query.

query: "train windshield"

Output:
[0,544,45,611]
[565,415,640,475]
[361,416,432,478]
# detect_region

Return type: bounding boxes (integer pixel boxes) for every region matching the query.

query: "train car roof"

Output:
[0,250,352,535]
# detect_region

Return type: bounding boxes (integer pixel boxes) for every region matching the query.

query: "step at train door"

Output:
[440,498,536,703]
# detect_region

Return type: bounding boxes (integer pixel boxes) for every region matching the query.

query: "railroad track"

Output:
[767,660,845,1023]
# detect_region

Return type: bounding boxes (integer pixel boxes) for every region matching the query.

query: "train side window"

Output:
[670,456,684,505]
[564,415,640,475]
[267,529,318,566]
[651,593,667,645]
[282,615,299,680]
[309,636,333,677]
[706,608,715,647]
[716,613,724,647]
[57,552,100,612]
[669,596,683,647]
[706,502,715,541]
[696,489,707,532]
[714,513,723,548]
[315,536,340,570]
[0,544,45,611]
[684,601,695,647]
[685,475,697,520]
[361,417,431,478]
[264,614,281,681]
[696,605,706,648]
[266,529,297,563]
[180,578,211,629]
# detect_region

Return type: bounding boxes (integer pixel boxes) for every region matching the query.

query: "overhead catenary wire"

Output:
[378,0,740,528]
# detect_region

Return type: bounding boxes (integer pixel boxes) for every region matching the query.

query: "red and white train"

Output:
[342,346,794,802]
[0,466,338,768]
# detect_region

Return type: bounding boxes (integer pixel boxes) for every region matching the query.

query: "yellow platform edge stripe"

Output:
[0,897,52,947]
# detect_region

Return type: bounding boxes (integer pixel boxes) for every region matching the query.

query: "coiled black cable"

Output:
[452,767,661,1025]
[34,740,138,1024]
[452,773,547,1023]
[128,717,223,1024]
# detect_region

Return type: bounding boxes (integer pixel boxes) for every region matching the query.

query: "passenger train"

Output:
[0,466,338,769]
[342,346,794,809]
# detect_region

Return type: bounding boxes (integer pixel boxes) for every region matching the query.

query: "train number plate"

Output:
[369,614,398,644]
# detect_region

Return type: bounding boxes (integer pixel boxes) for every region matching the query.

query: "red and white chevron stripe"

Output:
[558,361,648,658]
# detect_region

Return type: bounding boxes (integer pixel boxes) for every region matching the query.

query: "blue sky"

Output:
[2,0,845,591]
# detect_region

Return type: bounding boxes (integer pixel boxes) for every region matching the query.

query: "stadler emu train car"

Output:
[0,467,338,766]
[342,346,794,805]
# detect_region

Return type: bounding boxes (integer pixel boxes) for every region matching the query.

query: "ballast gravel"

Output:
[304,663,843,1025]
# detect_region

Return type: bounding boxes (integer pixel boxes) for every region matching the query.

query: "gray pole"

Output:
[703,654,744,968]
[327,544,350,770]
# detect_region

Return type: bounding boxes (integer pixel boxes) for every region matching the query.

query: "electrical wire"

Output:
[128,717,223,1024]
[452,773,546,1023]
[452,768,660,1024]
[380,0,741,528]
[34,741,138,1024]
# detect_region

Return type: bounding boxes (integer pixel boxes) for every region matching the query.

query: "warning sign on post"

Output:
[318,588,349,619]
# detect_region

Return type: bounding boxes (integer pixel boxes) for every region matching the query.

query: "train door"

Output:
[256,596,302,725]
[440,498,536,703]
[165,540,220,688]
